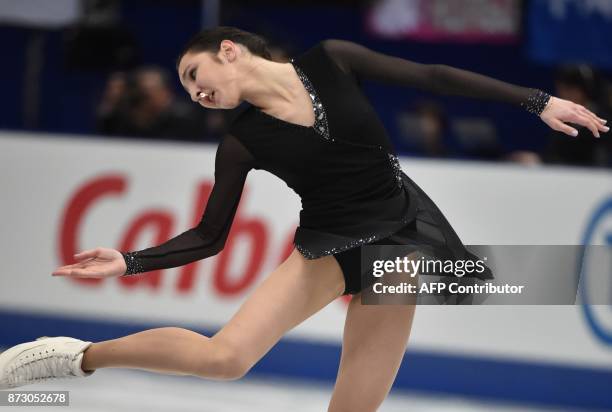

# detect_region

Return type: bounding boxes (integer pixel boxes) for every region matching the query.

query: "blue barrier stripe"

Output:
[1,309,610,410]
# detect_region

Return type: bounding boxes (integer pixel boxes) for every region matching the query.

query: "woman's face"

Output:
[177,40,243,110]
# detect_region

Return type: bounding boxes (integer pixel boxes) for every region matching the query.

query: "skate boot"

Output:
[0,336,94,390]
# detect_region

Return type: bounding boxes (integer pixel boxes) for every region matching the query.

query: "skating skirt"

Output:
[332,172,494,296]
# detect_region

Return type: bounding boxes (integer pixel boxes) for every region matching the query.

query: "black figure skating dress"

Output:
[120,40,550,295]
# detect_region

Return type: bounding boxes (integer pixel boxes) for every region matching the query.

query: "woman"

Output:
[1,26,608,410]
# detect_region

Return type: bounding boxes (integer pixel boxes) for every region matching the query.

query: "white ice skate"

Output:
[0,336,94,390]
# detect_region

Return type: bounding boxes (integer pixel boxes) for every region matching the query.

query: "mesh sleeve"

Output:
[321,39,551,114]
[121,134,256,275]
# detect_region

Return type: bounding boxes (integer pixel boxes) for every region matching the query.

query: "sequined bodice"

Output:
[224,43,413,260]
[232,47,404,200]
[288,58,404,190]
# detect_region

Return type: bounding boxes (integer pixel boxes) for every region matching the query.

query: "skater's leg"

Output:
[81,327,219,376]
[81,248,346,380]
[327,283,417,411]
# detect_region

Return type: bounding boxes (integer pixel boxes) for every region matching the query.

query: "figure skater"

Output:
[1,26,608,412]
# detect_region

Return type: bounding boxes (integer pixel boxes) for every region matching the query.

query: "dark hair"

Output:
[176,26,272,68]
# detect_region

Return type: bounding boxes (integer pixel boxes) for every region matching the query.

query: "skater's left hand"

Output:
[540,96,609,138]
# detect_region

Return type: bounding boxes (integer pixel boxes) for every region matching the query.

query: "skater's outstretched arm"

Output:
[321,39,609,138]
[52,134,256,278]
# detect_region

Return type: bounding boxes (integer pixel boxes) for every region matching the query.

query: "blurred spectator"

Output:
[96,71,127,133]
[96,66,218,142]
[396,100,453,158]
[396,99,505,161]
[540,65,612,168]
[451,115,503,161]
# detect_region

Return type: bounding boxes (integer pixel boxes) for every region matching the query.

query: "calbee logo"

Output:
[580,197,612,346]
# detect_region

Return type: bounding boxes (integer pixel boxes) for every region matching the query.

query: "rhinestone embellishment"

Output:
[121,251,144,276]
[520,89,551,116]
[387,153,403,188]
[290,59,332,141]
[294,211,414,260]
[295,236,378,259]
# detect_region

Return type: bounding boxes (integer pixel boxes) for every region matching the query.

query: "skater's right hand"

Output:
[51,247,127,278]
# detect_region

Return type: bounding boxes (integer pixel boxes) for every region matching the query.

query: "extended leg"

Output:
[81,248,346,380]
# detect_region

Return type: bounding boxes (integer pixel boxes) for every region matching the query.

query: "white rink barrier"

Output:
[1,132,611,408]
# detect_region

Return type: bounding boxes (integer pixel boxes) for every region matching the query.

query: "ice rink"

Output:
[2,368,585,412]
